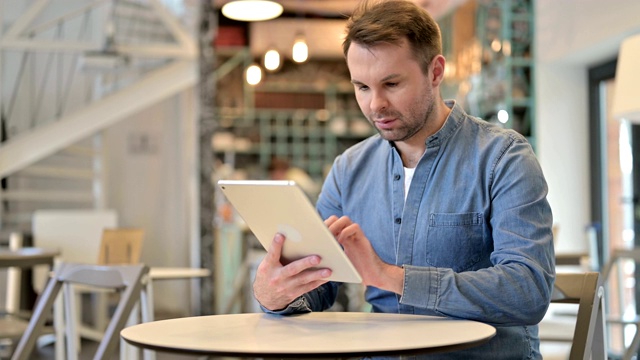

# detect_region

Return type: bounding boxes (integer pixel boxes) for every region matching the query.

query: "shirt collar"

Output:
[425,99,463,147]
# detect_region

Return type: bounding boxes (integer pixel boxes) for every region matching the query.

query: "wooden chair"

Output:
[97,228,144,266]
[76,228,144,342]
[10,262,149,360]
[62,228,148,360]
[546,272,606,360]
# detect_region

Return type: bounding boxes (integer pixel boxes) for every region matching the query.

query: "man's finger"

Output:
[323,215,339,227]
[266,233,285,264]
[281,254,322,277]
[328,216,352,237]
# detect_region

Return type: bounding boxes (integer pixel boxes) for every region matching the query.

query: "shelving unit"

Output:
[213,55,374,181]
[475,0,535,146]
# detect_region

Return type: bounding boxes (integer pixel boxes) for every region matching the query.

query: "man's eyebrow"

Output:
[381,74,401,82]
[351,74,402,85]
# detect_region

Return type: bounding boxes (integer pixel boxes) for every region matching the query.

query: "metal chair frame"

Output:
[10,262,148,360]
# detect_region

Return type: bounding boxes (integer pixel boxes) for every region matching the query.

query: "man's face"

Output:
[346,39,437,144]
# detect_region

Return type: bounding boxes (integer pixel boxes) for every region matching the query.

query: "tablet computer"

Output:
[217,179,362,284]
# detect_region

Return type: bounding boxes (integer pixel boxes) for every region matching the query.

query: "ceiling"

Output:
[214,0,471,59]
[213,0,469,20]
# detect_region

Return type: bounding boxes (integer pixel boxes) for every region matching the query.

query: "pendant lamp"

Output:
[292,33,308,63]
[221,0,283,22]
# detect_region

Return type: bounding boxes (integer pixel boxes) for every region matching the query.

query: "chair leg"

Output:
[53,292,66,360]
[93,292,109,332]
[63,284,79,360]
[622,326,640,360]
[11,278,62,360]
[141,277,154,323]
[139,278,156,360]
[120,303,141,360]
[592,296,607,360]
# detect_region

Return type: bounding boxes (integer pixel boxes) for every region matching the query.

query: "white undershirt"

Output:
[403,167,416,201]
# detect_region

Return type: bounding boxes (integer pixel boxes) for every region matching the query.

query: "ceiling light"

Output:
[263,49,281,71]
[292,34,308,63]
[221,0,283,22]
[246,64,262,85]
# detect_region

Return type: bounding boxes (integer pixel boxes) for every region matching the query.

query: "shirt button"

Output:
[394,174,401,180]
[395,217,402,224]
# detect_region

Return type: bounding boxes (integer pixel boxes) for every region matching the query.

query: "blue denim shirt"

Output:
[268,101,555,359]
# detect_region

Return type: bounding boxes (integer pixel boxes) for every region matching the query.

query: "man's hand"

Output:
[325,215,404,295]
[253,233,332,311]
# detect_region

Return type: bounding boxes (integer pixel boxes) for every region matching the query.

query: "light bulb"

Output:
[292,36,308,63]
[264,49,281,71]
[246,64,262,85]
[490,38,501,52]
[497,110,509,124]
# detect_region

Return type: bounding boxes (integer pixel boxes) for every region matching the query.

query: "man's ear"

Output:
[430,55,446,86]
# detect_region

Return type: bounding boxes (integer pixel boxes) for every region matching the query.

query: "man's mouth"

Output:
[375,118,397,130]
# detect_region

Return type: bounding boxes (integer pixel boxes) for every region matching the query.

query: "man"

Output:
[253,0,555,358]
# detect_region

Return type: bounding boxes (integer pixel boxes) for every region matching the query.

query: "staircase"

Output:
[0,0,198,234]
[1,140,102,232]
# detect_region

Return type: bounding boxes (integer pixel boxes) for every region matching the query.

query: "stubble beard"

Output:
[369,98,435,143]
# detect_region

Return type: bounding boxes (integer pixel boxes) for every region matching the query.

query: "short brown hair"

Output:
[342,0,442,74]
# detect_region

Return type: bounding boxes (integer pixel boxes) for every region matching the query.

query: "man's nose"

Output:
[370,91,388,113]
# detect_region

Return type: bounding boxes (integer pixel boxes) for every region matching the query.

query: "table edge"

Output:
[122,333,496,358]
[120,312,497,358]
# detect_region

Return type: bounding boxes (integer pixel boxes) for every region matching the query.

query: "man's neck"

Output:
[399,148,424,168]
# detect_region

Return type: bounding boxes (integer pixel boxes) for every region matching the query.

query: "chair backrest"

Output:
[10,262,149,360]
[551,272,606,360]
[97,228,144,265]
[31,210,118,291]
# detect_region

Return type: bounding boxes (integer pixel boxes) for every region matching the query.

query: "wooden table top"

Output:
[121,312,496,358]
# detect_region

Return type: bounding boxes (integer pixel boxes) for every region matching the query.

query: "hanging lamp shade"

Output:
[246,64,262,85]
[264,48,281,71]
[292,33,308,63]
[612,33,640,122]
[221,0,283,22]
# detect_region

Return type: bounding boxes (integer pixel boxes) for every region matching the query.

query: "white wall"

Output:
[536,0,640,253]
[104,88,199,315]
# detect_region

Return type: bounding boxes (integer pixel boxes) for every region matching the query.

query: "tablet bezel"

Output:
[217,179,362,284]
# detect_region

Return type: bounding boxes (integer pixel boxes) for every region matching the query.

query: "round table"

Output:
[0,248,59,268]
[0,247,60,342]
[121,312,496,358]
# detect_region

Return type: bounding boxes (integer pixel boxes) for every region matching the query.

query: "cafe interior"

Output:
[0,0,640,358]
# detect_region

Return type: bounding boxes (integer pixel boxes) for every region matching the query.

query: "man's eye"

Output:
[357,85,369,91]
[386,82,398,87]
